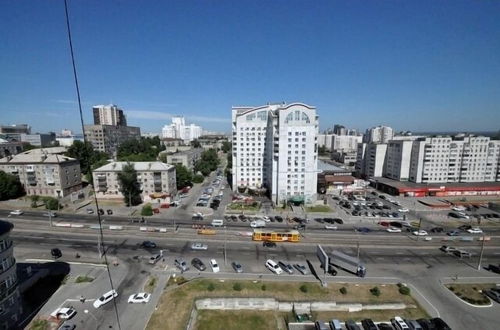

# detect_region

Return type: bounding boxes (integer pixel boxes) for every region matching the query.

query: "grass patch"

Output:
[227,202,260,212]
[144,276,158,293]
[145,280,424,330]
[305,205,332,212]
[314,308,428,322]
[195,310,285,330]
[29,319,49,330]
[74,275,94,283]
[446,283,496,306]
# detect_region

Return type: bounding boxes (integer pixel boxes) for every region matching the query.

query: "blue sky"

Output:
[1,0,499,134]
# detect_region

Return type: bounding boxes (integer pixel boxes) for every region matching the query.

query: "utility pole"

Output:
[97,230,102,259]
[416,217,422,242]
[477,234,486,271]
[224,225,227,266]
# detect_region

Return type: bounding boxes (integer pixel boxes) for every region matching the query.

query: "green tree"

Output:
[370,286,381,297]
[174,164,192,189]
[191,139,201,148]
[117,163,143,206]
[221,141,232,153]
[0,171,25,200]
[23,143,39,151]
[66,141,108,181]
[194,148,219,176]
[141,203,153,216]
[192,174,204,183]
[30,195,40,208]
[117,137,165,161]
[42,196,60,210]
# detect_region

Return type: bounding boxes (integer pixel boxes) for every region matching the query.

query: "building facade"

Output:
[93,161,177,199]
[0,149,82,197]
[161,116,202,143]
[165,148,203,170]
[20,132,56,147]
[355,143,387,178]
[332,134,363,152]
[0,221,22,330]
[93,104,127,126]
[384,140,414,181]
[0,124,31,141]
[232,103,318,204]
[84,124,141,155]
[364,126,394,144]
[0,139,24,158]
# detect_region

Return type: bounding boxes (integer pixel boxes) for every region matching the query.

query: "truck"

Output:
[329,250,366,277]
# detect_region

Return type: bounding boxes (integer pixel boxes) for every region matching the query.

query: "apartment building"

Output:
[0,124,30,141]
[0,139,24,158]
[93,104,127,126]
[384,140,414,181]
[164,148,203,170]
[364,126,394,144]
[93,161,176,199]
[409,136,500,183]
[84,124,141,155]
[0,221,22,329]
[162,116,202,143]
[232,103,318,204]
[356,143,388,178]
[0,148,82,197]
[317,134,334,151]
[20,132,56,147]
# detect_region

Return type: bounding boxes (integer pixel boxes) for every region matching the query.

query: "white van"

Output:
[211,219,224,227]
[265,259,283,275]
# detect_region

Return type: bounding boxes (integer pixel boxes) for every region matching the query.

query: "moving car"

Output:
[265,259,283,274]
[453,250,472,258]
[51,307,76,319]
[9,209,23,215]
[86,208,94,214]
[93,289,118,308]
[263,241,277,248]
[387,227,402,233]
[440,245,457,253]
[43,211,57,217]
[412,230,428,236]
[209,259,220,273]
[447,230,460,236]
[128,292,151,303]
[293,263,309,275]
[191,258,206,271]
[232,261,243,273]
[398,208,409,213]
[141,241,157,248]
[452,206,466,212]
[191,242,208,250]
[250,220,266,228]
[324,224,338,230]
[356,227,371,233]
[51,248,62,259]
[467,227,483,234]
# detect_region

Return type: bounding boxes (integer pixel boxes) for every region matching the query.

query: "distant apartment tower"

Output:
[161,116,202,143]
[364,126,394,144]
[0,220,22,329]
[333,124,347,136]
[85,104,140,156]
[93,104,127,126]
[232,103,318,204]
[356,143,388,178]
[384,140,414,181]
[409,136,500,183]
[0,148,82,197]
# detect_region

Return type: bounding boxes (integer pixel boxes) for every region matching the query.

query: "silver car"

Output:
[174,258,189,272]
[278,261,294,274]
[232,261,243,273]
[293,263,309,275]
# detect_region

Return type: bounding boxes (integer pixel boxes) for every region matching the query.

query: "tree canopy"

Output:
[66,141,109,177]
[174,164,192,189]
[194,148,219,176]
[117,137,165,161]
[117,163,143,206]
[191,139,201,148]
[221,141,232,153]
[0,171,24,200]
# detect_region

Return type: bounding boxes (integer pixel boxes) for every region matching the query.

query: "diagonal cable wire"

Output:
[63,0,122,329]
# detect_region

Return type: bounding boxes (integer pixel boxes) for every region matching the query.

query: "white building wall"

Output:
[332,135,362,152]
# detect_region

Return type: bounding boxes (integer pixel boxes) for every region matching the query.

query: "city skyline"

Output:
[1,1,499,134]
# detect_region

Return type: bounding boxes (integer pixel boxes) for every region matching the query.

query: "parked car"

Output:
[191,242,208,250]
[405,319,423,330]
[128,292,151,304]
[430,227,444,233]
[106,209,113,215]
[191,258,206,271]
[93,289,118,308]
[486,264,500,274]
[484,290,500,303]
[278,261,294,274]
[412,230,428,236]
[398,208,410,213]
[458,225,472,231]
[9,209,23,216]
[377,324,395,330]
[86,208,94,214]
[265,259,283,275]
[58,324,76,330]
[329,319,342,330]
[174,258,189,272]
[416,319,435,330]
[391,316,410,330]
[430,318,451,330]
[209,259,220,273]
[293,263,309,275]
[345,319,362,330]
[324,224,338,230]
[263,241,277,248]
[148,254,162,265]
[361,318,378,330]
[51,248,62,259]
[467,227,483,234]
[51,307,76,320]
[141,241,157,249]
[275,216,283,222]
[232,261,243,273]
[387,227,402,233]
[98,208,105,215]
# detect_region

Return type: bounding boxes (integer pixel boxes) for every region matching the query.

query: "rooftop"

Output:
[0,147,76,164]
[166,148,204,156]
[373,177,500,192]
[94,161,174,172]
[317,160,350,173]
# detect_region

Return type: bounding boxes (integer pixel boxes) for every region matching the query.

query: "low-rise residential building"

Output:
[93,161,176,200]
[0,139,24,158]
[0,148,82,197]
[164,148,203,170]
[84,124,141,155]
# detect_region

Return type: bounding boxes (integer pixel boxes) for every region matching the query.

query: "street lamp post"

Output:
[224,225,227,266]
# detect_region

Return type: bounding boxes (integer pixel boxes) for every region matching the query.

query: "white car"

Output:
[210,259,220,273]
[386,227,402,233]
[191,242,208,250]
[9,210,23,216]
[250,220,266,228]
[412,230,428,236]
[43,211,57,217]
[467,227,483,234]
[50,307,76,319]
[398,208,409,213]
[93,289,118,308]
[324,225,338,230]
[452,206,466,212]
[265,259,283,275]
[128,292,151,304]
[261,216,271,222]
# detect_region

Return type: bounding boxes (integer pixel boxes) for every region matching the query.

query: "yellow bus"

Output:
[252,229,300,243]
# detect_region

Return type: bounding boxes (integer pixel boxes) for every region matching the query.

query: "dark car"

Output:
[345,319,361,330]
[58,325,76,330]
[106,209,113,215]
[486,264,500,274]
[315,218,325,223]
[98,208,105,215]
[447,230,460,236]
[382,205,391,209]
[431,227,444,233]
[141,241,157,249]
[485,290,500,303]
[356,227,371,233]
[294,224,306,230]
[275,216,283,222]
[416,319,436,330]
[390,221,403,228]
[231,261,243,273]
[458,224,472,231]
[377,323,394,330]
[51,248,62,259]
[361,319,378,330]
[448,212,459,218]
[191,258,206,271]
[333,218,344,224]
[430,318,451,330]
[263,241,277,248]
